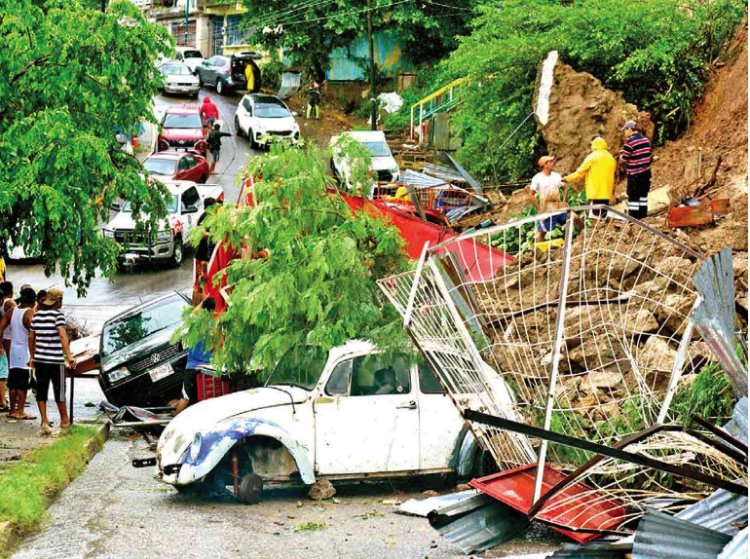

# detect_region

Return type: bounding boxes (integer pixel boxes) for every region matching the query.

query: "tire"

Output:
[198,174,208,184]
[238,473,263,505]
[473,449,499,478]
[248,128,257,150]
[330,158,341,182]
[169,237,184,267]
[216,79,225,95]
[197,73,203,87]
[234,116,244,138]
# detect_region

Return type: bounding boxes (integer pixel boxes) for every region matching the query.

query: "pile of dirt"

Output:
[533,52,654,175]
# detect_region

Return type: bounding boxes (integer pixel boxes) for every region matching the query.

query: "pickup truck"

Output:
[102,179,222,268]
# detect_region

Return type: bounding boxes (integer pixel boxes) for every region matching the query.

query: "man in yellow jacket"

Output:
[564,137,616,217]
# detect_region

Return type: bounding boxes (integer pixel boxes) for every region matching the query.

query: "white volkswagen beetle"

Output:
[156,340,500,503]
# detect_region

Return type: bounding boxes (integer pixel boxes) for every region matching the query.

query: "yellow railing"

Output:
[410,78,468,143]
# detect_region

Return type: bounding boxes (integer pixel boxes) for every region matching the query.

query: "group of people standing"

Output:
[528,120,653,240]
[0,283,74,436]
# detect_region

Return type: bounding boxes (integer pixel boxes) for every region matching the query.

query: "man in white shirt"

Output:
[527,155,570,242]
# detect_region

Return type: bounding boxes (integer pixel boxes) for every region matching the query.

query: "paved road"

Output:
[10,434,560,559]
[4,89,255,335]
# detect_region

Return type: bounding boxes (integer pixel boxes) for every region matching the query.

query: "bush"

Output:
[441,0,746,181]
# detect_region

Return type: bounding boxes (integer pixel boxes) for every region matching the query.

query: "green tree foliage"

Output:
[437,0,745,181]
[179,142,409,376]
[237,0,480,82]
[0,0,173,293]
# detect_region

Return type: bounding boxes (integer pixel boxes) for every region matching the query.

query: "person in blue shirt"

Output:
[175,297,215,414]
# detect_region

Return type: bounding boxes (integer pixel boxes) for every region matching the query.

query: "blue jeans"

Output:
[538,212,567,233]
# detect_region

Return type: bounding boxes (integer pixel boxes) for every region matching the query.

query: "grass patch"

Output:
[293,520,327,532]
[0,426,103,535]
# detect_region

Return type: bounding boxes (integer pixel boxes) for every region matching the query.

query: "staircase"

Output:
[410,78,467,144]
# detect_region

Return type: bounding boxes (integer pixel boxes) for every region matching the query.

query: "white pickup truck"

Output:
[102,179,222,268]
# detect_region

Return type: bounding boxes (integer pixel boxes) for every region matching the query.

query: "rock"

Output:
[422,490,439,497]
[568,335,628,370]
[654,256,696,287]
[640,336,678,376]
[655,292,696,335]
[455,483,471,492]
[533,52,654,175]
[308,479,336,501]
[594,401,621,422]
[624,308,659,334]
[587,371,623,390]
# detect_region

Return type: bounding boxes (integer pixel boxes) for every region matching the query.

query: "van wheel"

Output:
[216,79,225,95]
[248,128,257,150]
[238,473,263,505]
[473,449,499,478]
[170,237,184,267]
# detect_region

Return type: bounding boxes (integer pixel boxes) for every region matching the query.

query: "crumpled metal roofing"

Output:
[632,509,732,559]
[400,168,448,189]
[397,489,481,517]
[718,526,748,559]
[723,396,748,442]
[676,489,748,536]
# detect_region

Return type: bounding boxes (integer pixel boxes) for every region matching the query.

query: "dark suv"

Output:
[194,52,261,95]
[98,292,191,408]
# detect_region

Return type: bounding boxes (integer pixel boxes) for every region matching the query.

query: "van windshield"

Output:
[363,141,391,157]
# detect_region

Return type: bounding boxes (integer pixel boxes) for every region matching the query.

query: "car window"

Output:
[122,194,178,214]
[418,363,446,394]
[178,157,190,170]
[207,56,220,65]
[266,345,328,391]
[183,156,196,168]
[181,187,199,209]
[255,104,291,118]
[363,141,391,157]
[183,50,203,59]
[163,113,202,129]
[161,64,192,76]
[328,355,411,396]
[243,98,252,112]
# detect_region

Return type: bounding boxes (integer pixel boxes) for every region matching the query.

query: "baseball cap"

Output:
[537,155,556,167]
[41,287,64,306]
[621,120,638,131]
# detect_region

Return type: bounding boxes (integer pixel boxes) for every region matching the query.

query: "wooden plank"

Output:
[667,205,713,228]
[703,198,730,214]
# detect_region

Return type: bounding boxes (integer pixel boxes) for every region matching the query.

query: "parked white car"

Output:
[102,180,221,268]
[155,340,496,503]
[158,61,200,97]
[174,47,205,74]
[330,130,400,188]
[234,93,300,149]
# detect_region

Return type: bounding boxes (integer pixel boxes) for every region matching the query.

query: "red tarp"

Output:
[469,463,628,543]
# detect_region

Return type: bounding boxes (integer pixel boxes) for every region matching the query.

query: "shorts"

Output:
[210,149,221,163]
[35,362,66,403]
[8,368,30,391]
[538,212,567,233]
[0,353,7,380]
[588,199,610,218]
[182,368,198,402]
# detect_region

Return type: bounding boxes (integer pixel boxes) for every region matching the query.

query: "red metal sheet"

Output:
[469,463,628,544]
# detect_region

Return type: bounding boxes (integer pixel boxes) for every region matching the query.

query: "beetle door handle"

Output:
[397,400,417,410]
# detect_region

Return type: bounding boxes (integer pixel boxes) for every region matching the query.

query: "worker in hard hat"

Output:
[564,137,616,217]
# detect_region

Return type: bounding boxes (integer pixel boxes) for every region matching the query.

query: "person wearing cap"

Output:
[0,287,36,419]
[29,288,74,435]
[564,137,616,217]
[528,155,569,242]
[619,120,652,219]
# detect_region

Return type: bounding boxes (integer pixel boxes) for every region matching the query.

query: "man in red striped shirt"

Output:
[619,120,652,219]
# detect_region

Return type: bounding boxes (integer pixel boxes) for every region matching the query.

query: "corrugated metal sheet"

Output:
[550,541,629,558]
[326,29,412,81]
[431,499,530,554]
[723,396,748,441]
[676,490,748,536]
[401,169,447,189]
[718,526,748,559]
[397,489,483,518]
[633,509,732,559]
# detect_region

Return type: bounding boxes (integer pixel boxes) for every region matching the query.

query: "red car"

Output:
[157,105,207,153]
[143,151,210,183]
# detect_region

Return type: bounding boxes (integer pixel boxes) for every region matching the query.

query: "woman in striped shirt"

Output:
[30,288,74,436]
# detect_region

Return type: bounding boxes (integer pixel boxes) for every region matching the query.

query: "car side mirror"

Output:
[291,111,298,117]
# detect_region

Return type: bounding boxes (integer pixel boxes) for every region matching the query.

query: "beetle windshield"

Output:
[163,113,203,129]
[265,345,328,391]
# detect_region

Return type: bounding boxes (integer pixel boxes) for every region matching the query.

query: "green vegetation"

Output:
[293,520,327,532]
[0,426,103,534]
[387,0,745,182]
[672,362,736,425]
[180,142,409,375]
[0,0,172,294]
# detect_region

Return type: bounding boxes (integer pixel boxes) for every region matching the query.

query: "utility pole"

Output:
[184,0,189,46]
[366,0,377,130]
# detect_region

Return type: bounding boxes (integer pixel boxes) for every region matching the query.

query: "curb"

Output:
[0,421,111,558]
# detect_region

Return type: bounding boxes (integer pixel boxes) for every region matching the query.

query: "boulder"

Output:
[639,336,678,376]
[568,334,629,370]
[308,478,336,501]
[533,51,654,175]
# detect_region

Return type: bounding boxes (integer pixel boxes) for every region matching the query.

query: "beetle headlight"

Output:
[189,433,202,462]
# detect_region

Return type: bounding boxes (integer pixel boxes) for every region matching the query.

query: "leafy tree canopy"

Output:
[236,0,479,81]
[0,0,173,293]
[415,0,746,182]
[180,142,409,375]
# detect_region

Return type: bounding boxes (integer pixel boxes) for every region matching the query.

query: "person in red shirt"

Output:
[200,96,220,128]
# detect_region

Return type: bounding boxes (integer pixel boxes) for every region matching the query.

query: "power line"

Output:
[422,0,476,11]
[250,0,339,30]
[270,0,413,27]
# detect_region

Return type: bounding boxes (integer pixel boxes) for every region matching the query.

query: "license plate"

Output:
[149,362,174,383]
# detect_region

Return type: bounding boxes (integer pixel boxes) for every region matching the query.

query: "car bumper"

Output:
[164,84,200,95]
[117,242,175,263]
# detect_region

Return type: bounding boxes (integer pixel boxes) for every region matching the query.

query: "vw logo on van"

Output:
[151,353,161,365]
